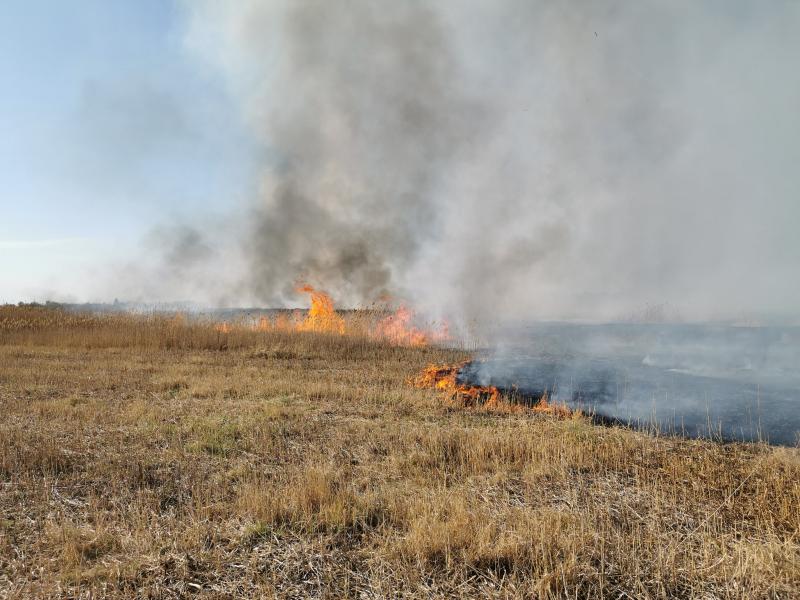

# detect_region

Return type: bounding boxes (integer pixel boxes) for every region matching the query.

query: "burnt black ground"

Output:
[460,323,800,446]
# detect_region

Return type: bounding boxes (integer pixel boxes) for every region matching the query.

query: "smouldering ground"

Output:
[0,307,798,598]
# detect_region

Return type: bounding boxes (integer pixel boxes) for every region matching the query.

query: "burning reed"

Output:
[0,290,449,351]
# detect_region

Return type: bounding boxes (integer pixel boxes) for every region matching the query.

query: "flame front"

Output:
[373,306,428,346]
[255,316,271,332]
[414,363,501,406]
[415,362,572,416]
[373,305,450,346]
[295,284,346,334]
[214,322,232,334]
[211,286,449,346]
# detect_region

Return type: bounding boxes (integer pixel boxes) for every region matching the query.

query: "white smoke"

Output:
[176,0,800,326]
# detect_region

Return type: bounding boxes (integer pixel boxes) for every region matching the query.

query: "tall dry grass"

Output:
[0,304,408,353]
[0,305,797,598]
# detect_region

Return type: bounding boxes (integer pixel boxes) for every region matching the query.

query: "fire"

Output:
[414,362,501,406]
[295,284,346,334]
[373,305,450,346]
[415,362,572,416]
[210,286,450,346]
[214,322,232,334]
[373,306,428,346]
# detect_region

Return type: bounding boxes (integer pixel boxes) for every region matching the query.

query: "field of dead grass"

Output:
[0,305,798,598]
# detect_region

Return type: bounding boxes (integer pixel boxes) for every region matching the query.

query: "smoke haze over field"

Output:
[52,1,790,328]
[172,0,800,325]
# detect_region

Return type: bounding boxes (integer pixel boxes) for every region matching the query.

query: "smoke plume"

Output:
[177,0,800,325]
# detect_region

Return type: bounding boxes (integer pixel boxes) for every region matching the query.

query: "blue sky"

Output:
[0,1,254,302]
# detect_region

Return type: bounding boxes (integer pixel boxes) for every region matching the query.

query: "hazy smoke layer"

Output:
[181,0,800,324]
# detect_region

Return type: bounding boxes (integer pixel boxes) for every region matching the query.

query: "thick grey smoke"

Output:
[184,0,485,307]
[181,0,800,325]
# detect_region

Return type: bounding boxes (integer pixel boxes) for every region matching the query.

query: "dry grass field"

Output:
[0,305,798,598]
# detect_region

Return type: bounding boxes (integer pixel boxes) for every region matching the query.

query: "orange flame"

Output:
[295,284,346,334]
[373,306,428,346]
[414,363,501,407]
[373,305,450,347]
[211,287,451,347]
[415,362,572,416]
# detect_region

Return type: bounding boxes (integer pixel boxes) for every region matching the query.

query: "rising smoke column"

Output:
[182,1,800,325]
[185,0,485,308]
